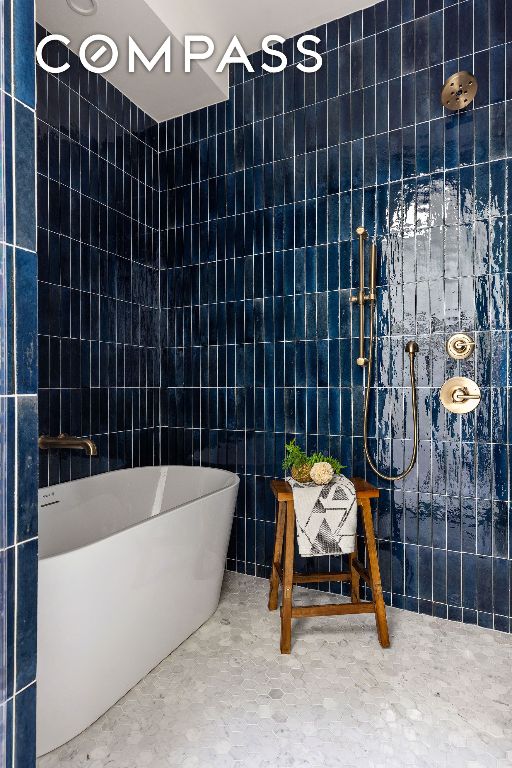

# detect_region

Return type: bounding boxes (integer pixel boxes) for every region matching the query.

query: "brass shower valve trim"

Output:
[446,333,475,360]
[440,377,481,414]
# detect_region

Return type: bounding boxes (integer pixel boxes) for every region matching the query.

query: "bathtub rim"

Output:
[38,465,239,562]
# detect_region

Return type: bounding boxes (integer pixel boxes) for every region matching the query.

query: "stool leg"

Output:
[268,501,286,611]
[280,501,295,654]
[360,498,390,648]
[349,553,360,603]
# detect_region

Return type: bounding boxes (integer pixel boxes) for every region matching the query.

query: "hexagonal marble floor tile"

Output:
[38,572,512,768]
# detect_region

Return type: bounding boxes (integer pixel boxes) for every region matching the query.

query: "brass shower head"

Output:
[441,71,478,111]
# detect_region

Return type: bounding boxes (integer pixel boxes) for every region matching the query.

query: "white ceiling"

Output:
[37,0,378,122]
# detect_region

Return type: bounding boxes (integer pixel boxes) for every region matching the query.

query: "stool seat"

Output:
[268,477,390,653]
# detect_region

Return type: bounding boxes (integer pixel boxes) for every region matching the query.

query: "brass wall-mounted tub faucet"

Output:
[38,433,98,456]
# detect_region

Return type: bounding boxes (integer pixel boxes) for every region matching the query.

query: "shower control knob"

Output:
[440,376,481,414]
[446,333,475,360]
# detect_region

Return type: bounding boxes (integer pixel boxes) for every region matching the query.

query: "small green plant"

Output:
[282,439,344,475]
[282,439,308,472]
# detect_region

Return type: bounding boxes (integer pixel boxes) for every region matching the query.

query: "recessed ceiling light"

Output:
[66,0,98,15]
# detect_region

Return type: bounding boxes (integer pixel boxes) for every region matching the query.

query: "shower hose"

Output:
[363,299,419,482]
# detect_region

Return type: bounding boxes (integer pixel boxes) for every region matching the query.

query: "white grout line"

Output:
[0,536,38,554]
[5,677,37,706]
[11,95,35,113]
[10,0,19,760]
[0,8,8,754]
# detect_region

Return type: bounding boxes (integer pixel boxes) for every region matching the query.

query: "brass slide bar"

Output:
[350,226,372,366]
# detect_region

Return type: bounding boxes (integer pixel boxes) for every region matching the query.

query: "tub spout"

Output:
[38,434,98,456]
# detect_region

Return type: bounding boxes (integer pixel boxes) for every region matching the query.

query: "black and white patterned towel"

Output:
[288,475,357,557]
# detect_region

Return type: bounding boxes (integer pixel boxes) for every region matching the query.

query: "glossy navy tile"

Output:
[37,24,160,488]
[13,0,35,107]
[14,682,36,767]
[15,539,38,690]
[2,0,39,763]
[474,0,490,51]
[161,0,507,629]
[30,0,512,673]
[14,102,36,251]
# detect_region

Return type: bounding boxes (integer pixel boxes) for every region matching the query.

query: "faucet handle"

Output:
[440,376,481,414]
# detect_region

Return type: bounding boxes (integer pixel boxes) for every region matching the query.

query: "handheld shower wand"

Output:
[351,228,419,482]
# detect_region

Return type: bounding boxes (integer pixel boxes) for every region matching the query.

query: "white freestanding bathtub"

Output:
[37,465,239,757]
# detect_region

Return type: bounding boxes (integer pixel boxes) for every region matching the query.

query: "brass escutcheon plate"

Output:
[446,333,475,360]
[440,376,481,414]
[441,71,478,111]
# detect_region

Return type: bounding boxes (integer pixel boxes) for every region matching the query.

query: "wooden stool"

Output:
[268,478,390,653]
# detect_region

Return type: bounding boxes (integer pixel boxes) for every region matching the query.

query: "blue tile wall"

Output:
[36,26,161,487]
[159,0,512,631]
[36,1,512,634]
[1,0,38,764]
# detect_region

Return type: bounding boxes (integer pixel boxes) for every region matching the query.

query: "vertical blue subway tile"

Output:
[432,549,446,605]
[375,31,388,85]
[462,553,477,609]
[414,16,429,70]
[14,683,36,768]
[418,546,432,601]
[443,4,458,63]
[388,0,401,28]
[459,2,474,57]
[446,551,462,606]
[473,50,489,109]
[4,0,12,95]
[14,249,37,394]
[402,74,415,127]
[388,27,402,79]
[14,101,36,251]
[362,5,375,37]
[489,103,506,161]
[402,0,414,23]
[391,541,405,597]
[493,558,510,618]
[477,556,493,613]
[15,540,38,691]
[405,544,418,598]
[489,45,505,105]
[474,0,490,51]
[402,22,415,75]
[389,129,402,181]
[13,0,35,107]
[350,11,363,42]
[388,79,402,131]
[428,12,443,65]
[16,396,38,542]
